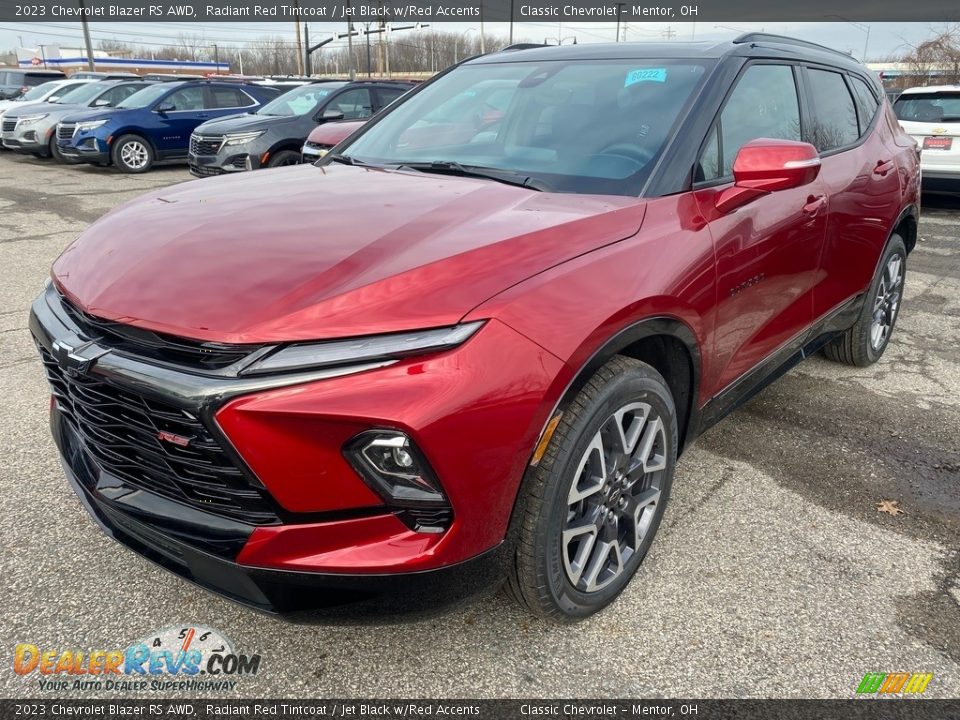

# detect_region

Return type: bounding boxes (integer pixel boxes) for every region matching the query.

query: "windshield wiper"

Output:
[399,161,549,191]
[327,153,369,166]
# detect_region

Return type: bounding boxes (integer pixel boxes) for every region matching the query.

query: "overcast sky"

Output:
[0,21,951,63]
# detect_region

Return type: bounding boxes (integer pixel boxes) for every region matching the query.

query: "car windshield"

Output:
[257,82,343,116]
[894,93,960,123]
[339,59,711,196]
[52,82,103,105]
[117,83,173,109]
[21,81,63,101]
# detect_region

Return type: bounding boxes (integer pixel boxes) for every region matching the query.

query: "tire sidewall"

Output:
[534,368,678,619]
[268,150,301,168]
[112,135,154,174]
[862,234,907,363]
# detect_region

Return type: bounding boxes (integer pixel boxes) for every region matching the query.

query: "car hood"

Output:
[307,120,366,146]
[0,98,46,115]
[53,164,647,344]
[196,112,296,134]
[61,106,130,124]
[2,100,78,118]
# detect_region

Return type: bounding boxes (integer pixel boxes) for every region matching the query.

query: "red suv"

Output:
[32,35,920,620]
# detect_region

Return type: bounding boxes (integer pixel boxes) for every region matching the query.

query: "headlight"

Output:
[17,113,48,126]
[223,131,265,146]
[240,321,484,376]
[76,120,108,131]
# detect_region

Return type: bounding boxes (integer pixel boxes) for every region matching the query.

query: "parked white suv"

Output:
[893,85,960,190]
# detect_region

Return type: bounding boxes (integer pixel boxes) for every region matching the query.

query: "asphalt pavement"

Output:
[0,152,957,699]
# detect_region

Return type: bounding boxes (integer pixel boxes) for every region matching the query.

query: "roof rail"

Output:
[500,43,550,52]
[733,33,854,60]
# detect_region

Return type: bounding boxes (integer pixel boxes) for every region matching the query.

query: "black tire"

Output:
[267,150,301,168]
[111,134,154,174]
[49,134,67,162]
[823,233,907,367]
[508,355,677,621]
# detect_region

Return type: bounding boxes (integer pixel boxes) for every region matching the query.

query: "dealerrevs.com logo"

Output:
[14,626,261,692]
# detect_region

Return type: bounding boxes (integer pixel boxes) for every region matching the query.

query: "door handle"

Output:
[874,159,895,176]
[802,194,827,218]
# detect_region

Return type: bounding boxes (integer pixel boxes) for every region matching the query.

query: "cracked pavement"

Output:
[0,152,957,699]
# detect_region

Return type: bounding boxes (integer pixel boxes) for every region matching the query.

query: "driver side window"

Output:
[698,64,801,181]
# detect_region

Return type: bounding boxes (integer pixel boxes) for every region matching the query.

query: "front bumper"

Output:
[30,284,562,612]
[58,132,109,163]
[51,407,506,615]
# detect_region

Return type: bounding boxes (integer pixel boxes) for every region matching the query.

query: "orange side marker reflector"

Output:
[531,413,563,467]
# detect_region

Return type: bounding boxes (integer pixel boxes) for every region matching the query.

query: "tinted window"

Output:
[893,93,960,123]
[209,86,253,109]
[849,76,880,134]
[330,88,373,120]
[344,59,711,196]
[100,84,145,106]
[696,125,721,182]
[806,69,859,151]
[21,81,64,100]
[54,82,105,105]
[377,86,408,108]
[166,86,205,111]
[258,83,342,117]
[117,83,172,109]
[700,64,800,180]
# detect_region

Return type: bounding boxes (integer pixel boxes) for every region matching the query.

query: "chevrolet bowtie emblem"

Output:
[932,127,948,135]
[51,334,109,377]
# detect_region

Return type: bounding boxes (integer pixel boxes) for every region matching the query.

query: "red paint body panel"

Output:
[53,165,645,344]
[217,319,567,568]
[236,513,446,572]
[305,119,366,148]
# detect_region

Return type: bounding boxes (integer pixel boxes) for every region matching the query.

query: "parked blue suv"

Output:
[57,80,280,173]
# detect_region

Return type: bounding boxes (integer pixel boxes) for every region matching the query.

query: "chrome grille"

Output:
[190,134,223,155]
[1,119,16,133]
[57,123,75,140]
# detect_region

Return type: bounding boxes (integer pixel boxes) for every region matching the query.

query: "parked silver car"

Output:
[1,79,152,159]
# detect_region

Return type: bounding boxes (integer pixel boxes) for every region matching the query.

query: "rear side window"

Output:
[848,76,880,135]
[7,71,26,85]
[699,64,801,181]
[893,93,960,123]
[101,84,143,106]
[805,69,859,151]
[209,86,254,109]
[376,86,407,108]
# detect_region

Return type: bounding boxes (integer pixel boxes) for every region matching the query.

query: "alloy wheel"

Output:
[871,253,903,351]
[562,402,667,593]
[120,141,149,170]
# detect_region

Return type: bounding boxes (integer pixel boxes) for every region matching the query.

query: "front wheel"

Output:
[267,150,301,168]
[111,134,154,173]
[508,355,677,621]
[823,234,907,366]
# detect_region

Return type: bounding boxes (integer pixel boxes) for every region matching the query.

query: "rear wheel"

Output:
[267,150,301,168]
[112,134,154,173]
[823,234,906,366]
[508,355,677,621]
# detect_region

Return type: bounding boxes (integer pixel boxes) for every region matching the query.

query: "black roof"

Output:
[474,34,866,74]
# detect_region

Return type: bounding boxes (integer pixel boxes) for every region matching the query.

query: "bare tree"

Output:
[899,24,960,86]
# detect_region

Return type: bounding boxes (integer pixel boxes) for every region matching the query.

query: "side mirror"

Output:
[715,138,821,214]
[48,95,61,102]
[92,98,111,107]
[321,109,345,121]
[155,103,175,114]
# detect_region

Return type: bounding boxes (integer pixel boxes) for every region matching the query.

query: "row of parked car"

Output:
[0,73,413,174]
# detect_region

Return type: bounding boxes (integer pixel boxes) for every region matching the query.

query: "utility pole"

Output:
[294,1,303,75]
[509,0,514,44]
[615,3,625,42]
[78,0,95,70]
[212,43,219,70]
[303,24,310,75]
[479,2,485,53]
[38,44,47,69]
[346,0,356,80]
[662,26,676,40]
[365,22,372,76]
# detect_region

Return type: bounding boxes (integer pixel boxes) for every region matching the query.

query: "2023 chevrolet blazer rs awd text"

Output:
[31,36,920,620]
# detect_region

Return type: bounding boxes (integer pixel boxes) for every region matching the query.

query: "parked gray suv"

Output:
[2,79,153,159]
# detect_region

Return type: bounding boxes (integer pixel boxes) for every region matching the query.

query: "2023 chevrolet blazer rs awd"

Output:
[31,36,920,620]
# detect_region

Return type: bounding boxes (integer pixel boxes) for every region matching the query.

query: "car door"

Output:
[206,85,258,119]
[806,69,904,320]
[151,85,207,158]
[694,62,829,392]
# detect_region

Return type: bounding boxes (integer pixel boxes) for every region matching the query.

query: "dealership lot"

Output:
[0,153,957,698]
